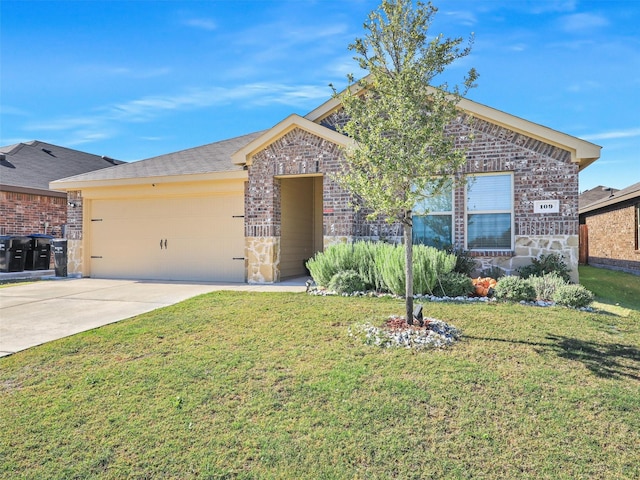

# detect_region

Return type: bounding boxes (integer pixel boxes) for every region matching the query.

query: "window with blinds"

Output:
[466,173,513,250]
[412,179,453,248]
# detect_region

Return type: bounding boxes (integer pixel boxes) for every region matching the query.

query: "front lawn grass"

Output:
[1,291,639,479]
[579,264,640,312]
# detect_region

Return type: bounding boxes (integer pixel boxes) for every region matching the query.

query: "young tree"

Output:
[332,0,478,324]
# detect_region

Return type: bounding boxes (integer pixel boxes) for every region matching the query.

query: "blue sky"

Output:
[1,0,638,191]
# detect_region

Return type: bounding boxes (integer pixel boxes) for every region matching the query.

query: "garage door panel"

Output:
[90,194,244,282]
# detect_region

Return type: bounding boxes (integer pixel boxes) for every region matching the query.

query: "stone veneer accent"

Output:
[246,236,280,283]
[66,239,83,276]
[473,235,579,282]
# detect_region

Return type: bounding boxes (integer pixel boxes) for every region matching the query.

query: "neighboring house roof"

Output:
[0,140,122,195]
[578,185,619,210]
[306,80,602,170]
[579,182,640,215]
[51,131,265,190]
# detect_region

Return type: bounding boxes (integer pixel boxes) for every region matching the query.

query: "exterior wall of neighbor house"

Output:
[245,116,581,283]
[583,202,640,274]
[0,190,67,237]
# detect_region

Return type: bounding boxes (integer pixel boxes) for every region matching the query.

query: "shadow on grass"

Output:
[546,335,640,381]
[465,334,640,381]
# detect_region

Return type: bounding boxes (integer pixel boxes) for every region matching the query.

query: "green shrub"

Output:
[552,284,594,308]
[308,242,457,295]
[529,272,568,301]
[480,265,506,280]
[376,244,457,296]
[306,244,353,287]
[494,276,536,302]
[450,248,477,276]
[414,245,457,295]
[307,242,380,289]
[328,270,366,294]
[517,253,571,282]
[433,272,474,297]
[351,242,381,291]
[376,244,405,295]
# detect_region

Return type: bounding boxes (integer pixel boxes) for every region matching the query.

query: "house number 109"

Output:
[533,200,560,214]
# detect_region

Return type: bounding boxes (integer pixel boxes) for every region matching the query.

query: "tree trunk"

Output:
[404,210,414,325]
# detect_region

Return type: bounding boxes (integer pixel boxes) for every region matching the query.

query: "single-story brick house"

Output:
[51,91,601,283]
[579,182,640,275]
[0,140,122,237]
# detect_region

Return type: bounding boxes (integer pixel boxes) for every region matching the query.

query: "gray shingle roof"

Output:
[578,185,619,210]
[53,130,265,184]
[0,140,122,192]
[579,182,640,214]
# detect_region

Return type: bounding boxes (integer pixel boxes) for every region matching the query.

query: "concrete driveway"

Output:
[0,278,307,357]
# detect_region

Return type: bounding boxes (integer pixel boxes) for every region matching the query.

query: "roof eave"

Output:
[50,169,248,191]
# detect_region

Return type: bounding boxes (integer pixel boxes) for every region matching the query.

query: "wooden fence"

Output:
[579,224,588,265]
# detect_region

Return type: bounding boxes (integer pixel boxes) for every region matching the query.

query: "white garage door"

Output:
[89,194,245,282]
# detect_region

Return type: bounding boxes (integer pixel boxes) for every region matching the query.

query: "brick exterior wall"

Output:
[0,190,67,237]
[458,115,578,246]
[246,128,371,239]
[245,111,581,282]
[65,191,83,240]
[583,202,640,274]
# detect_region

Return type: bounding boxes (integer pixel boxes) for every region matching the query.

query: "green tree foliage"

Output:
[332,0,478,323]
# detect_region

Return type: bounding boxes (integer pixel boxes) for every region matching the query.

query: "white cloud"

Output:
[582,127,640,141]
[529,0,577,14]
[442,11,477,27]
[566,80,601,93]
[22,82,332,144]
[74,64,171,79]
[508,43,527,52]
[0,105,30,116]
[182,17,217,31]
[558,13,609,33]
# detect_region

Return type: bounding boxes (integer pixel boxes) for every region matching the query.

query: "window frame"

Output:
[464,172,514,251]
[412,178,455,248]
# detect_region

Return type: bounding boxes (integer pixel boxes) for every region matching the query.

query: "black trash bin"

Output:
[25,234,54,270]
[52,239,68,277]
[0,236,32,273]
